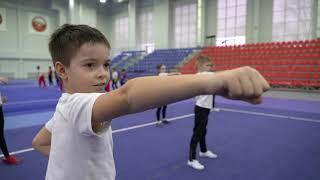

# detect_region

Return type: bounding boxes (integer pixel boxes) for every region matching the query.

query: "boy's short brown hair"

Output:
[196,55,212,68]
[49,24,111,67]
[156,64,165,70]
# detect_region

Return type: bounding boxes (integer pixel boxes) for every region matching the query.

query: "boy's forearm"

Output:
[121,74,221,113]
[94,74,221,123]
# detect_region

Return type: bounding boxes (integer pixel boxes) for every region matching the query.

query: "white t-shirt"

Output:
[45,93,115,180]
[158,72,168,76]
[195,71,214,109]
[112,71,118,80]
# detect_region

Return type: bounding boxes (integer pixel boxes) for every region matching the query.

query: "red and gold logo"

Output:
[32,16,47,32]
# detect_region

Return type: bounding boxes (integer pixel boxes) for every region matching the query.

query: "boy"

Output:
[188,55,218,170]
[155,64,181,124]
[32,24,269,180]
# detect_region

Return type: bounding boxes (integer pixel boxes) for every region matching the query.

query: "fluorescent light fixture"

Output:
[100,0,107,3]
[69,0,74,8]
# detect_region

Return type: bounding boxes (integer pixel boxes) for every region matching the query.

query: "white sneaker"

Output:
[161,119,170,124]
[187,159,204,170]
[213,108,220,112]
[199,150,218,159]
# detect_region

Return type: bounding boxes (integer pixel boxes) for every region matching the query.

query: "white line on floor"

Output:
[1,108,319,158]
[221,108,320,123]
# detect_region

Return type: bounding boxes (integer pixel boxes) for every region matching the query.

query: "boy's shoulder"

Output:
[59,93,102,102]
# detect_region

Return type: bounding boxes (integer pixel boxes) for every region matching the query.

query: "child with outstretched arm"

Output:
[32,24,269,180]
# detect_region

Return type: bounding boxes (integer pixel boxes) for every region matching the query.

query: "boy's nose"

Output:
[97,66,108,79]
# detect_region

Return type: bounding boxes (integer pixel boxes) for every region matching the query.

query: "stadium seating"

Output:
[181,39,320,88]
[127,48,197,78]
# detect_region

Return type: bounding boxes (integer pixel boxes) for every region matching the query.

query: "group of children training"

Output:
[1,24,269,180]
[36,65,62,90]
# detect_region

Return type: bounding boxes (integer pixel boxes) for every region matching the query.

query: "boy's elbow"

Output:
[31,127,51,156]
[32,137,39,149]
[32,136,45,151]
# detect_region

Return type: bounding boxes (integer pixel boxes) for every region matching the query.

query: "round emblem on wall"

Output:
[0,14,3,25]
[32,16,47,32]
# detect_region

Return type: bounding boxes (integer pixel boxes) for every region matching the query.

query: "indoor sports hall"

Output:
[0,0,319,180]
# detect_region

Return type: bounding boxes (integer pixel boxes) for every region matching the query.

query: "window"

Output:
[174,3,197,48]
[272,0,313,41]
[217,0,247,46]
[114,17,129,52]
[138,11,154,47]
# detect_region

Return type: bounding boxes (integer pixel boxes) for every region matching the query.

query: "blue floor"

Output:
[1,80,320,180]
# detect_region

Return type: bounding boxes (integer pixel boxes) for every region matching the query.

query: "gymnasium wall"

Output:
[0,0,106,79]
[0,0,320,78]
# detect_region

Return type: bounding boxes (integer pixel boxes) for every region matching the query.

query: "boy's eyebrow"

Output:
[81,58,97,63]
[80,58,110,64]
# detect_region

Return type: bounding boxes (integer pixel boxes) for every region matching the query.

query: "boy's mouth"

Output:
[94,83,106,86]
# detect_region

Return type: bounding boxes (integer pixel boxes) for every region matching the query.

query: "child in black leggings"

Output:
[188,56,219,170]
[155,64,180,124]
[0,77,20,165]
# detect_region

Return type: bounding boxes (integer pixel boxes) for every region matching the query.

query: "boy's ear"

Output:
[55,62,67,80]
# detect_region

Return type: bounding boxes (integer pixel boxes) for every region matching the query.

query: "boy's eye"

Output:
[86,63,94,68]
[104,63,110,68]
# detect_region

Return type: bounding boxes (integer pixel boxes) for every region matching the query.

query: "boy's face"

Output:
[199,61,213,72]
[59,43,110,93]
[159,65,166,73]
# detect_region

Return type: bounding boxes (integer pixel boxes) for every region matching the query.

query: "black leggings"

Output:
[156,105,167,121]
[189,105,210,161]
[112,80,118,89]
[48,75,53,85]
[0,106,9,158]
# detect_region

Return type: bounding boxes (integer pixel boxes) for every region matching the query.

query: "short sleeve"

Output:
[65,93,106,136]
[45,118,54,133]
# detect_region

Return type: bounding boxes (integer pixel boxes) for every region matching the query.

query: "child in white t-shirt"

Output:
[188,55,219,170]
[32,24,270,180]
[111,68,119,89]
[155,64,180,124]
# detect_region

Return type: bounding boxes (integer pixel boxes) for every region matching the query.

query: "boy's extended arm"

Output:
[92,66,269,126]
[32,127,51,156]
[168,72,181,76]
